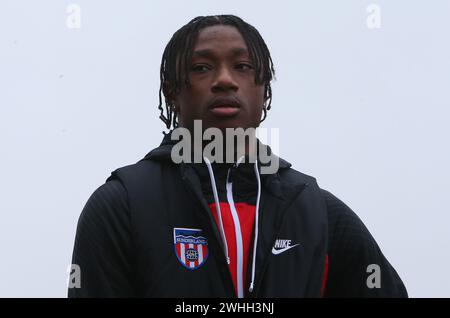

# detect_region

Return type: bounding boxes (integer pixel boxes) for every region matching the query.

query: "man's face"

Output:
[172,25,266,132]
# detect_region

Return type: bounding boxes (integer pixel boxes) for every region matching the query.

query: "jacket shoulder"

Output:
[278,166,318,188]
[106,159,166,184]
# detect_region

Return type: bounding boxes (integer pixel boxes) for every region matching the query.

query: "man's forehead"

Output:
[192,47,249,58]
[192,25,249,57]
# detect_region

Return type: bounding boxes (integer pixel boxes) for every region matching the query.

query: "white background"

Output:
[1,0,449,297]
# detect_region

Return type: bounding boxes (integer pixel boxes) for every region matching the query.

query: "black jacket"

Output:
[69,133,407,298]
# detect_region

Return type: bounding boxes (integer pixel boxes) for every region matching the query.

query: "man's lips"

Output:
[208,97,241,117]
[209,104,240,117]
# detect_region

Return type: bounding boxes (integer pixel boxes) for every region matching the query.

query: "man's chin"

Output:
[179,118,258,133]
[203,120,257,132]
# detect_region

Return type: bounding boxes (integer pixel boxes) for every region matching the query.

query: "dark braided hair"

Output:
[158,15,276,131]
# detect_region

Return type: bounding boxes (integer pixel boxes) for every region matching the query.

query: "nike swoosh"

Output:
[271,244,300,255]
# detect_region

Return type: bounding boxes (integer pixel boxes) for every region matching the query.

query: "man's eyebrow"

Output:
[230,47,249,57]
[192,47,249,58]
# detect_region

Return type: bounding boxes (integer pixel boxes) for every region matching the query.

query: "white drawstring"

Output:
[249,160,261,293]
[204,157,230,264]
[225,168,244,298]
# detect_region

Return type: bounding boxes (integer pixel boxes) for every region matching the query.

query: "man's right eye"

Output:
[191,65,210,72]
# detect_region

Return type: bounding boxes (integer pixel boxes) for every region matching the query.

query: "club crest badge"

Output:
[173,228,209,270]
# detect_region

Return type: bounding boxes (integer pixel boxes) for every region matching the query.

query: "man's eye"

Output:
[191,65,210,72]
[236,63,254,71]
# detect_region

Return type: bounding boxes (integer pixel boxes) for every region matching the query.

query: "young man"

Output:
[69,15,407,298]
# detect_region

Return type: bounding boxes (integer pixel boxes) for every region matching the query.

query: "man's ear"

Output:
[263,85,270,105]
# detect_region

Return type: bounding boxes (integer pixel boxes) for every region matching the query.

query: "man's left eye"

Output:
[236,64,254,71]
[191,65,210,72]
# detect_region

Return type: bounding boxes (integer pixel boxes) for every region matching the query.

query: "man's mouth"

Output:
[208,96,241,117]
[209,104,240,117]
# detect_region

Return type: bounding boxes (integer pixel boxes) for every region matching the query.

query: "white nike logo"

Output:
[271,239,300,255]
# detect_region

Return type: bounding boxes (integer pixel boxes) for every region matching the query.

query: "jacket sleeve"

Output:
[68,179,136,297]
[321,189,408,298]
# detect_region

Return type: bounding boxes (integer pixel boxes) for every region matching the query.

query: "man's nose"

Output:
[211,66,238,92]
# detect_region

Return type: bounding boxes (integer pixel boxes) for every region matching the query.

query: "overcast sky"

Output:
[1,0,449,297]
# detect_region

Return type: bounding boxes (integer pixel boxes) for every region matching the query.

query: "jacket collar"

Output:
[142,130,295,198]
[144,130,291,168]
